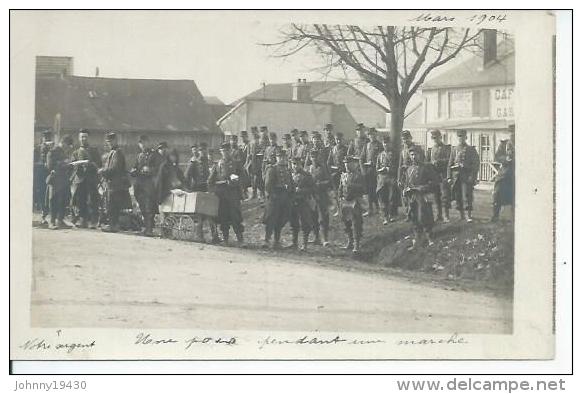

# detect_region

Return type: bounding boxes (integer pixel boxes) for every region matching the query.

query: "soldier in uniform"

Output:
[208,143,244,244]
[347,123,368,172]
[289,157,316,250]
[328,132,348,217]
[491,125,515,221]
[190,144,199,162]
[229,134,247,196]
[263,132,279,174]
[99,132,132,233]
[70,130,102,229]
[282,133,294,164]
[46,135,75,229]
[398,130,426,220]
[338,155,366,253]
[361,127,383,216]
[262,148,294,249]
[239,130,252,199]
[130,135,163,236]
[259,126,270,149]
[246,130,265,200]
[427,129,452,222]
[403,147,439,249]
[185,142,220,243]
[376,134,399,224]
[323,123,336,149]
[447,129,480,222]
[307,134,331,247]
[295,130,311,167]
[34,130,54,226]
[157,146,186,202]
[290,128,300,151]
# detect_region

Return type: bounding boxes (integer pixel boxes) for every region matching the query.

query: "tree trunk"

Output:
[389,102,405,158]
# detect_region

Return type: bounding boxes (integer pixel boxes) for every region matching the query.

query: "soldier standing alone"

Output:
[290,157,316,250]
[403,147,439,249]
[338,156,366,253]
[307,134,332,247]
[427,129,452,222]
[208,143,245,244]
[491,125,515,221]
[361,127,382,216]
[70,130,102,229]
[398,130,426,221]
[34,130,54,227]
[99,132,132,233]
[130,135,163,236]
[447,129,480,222]
[262,149,294,249]
[46,134,75,230]
[185,142,220,243]
[328,132,348,217]
[376,135,398,224]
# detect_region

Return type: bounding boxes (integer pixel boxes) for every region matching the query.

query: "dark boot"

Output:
[491,205,500,222]
[343,234,354,250]
[235,231,244,245]
[142,214,154,237]
[436,204,443,222]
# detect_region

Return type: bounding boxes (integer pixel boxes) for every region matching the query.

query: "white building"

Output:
[414,30,515,182]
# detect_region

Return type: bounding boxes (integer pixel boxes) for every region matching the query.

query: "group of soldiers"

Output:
[33,122,515,252]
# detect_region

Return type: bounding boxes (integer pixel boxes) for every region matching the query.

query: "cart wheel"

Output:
[177,215,196,241]
[161,215,177,239]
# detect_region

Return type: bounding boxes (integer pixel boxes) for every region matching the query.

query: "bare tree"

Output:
[264,25,482,153]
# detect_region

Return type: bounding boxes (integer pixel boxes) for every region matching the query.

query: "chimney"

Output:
[292,78,311,102]
[483,29,498,67]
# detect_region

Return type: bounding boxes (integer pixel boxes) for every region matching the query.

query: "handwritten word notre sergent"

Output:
[20,337,96,353]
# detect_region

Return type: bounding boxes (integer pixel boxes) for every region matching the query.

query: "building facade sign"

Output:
[490,86,514,119]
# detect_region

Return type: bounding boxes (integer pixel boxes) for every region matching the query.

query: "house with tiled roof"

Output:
[222,79,389,136]
[415,30,515,182]
[35,64,223,162]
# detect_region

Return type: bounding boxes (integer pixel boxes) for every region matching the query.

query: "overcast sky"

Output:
[14,11,494,108]
[17,11,359,104]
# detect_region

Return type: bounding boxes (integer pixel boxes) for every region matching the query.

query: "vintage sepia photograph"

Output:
[10,10,557,361]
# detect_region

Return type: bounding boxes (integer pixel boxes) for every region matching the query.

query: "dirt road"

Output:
[31,228,512,333]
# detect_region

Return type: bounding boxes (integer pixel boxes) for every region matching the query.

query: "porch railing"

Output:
[479,161,499,182]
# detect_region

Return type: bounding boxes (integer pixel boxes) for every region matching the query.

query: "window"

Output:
[449,90,472,119]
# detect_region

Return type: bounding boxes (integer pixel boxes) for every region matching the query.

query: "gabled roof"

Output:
[35,75,221,133]
[232,80,389,112]
[421,51,515,91]
[204,96,225,105]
